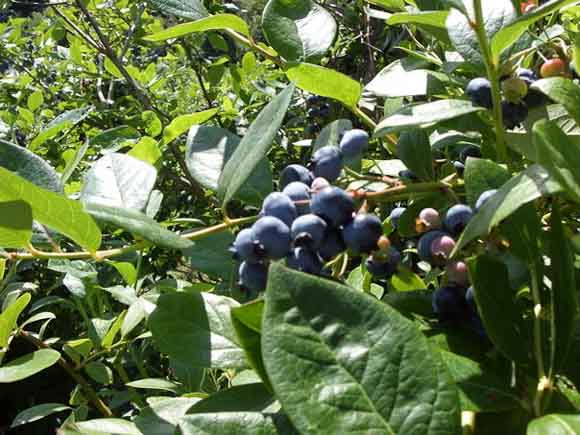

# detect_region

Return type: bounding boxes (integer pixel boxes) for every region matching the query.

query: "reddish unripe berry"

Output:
[540,58,567,78]
[310,177,330,193]
[431,235,456,263]
[377,236,391,251]
[446,261,470,286]
[418,208,441,230]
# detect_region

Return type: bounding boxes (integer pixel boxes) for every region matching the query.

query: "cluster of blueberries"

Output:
[229,129,402,293]
[389,189,497,337]
[466,67,547,129]
[306,95,331,121]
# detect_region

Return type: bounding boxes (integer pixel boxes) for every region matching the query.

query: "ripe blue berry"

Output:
[466,77,493,109]
[319,103,331,118]
[229,228,262,263]
[261,192,297,227]
[342,214,383,255]
[310,186,355,228]
[453,161,465,176]
[286,247,324,275]
[311,146,343,182]
[252,216,291,260]
[418,230,448,263]
[399,169,418,181]
[291,214,327,249]
[339,129,369,159]
[517,68,538,82]
[459,145,481,162]
[238,261,268,292]
[283,182,310,215]
[280,164,313,189]
[475,189,497,212]
[318,228,346,261]
[389,207,406,230]
[502,101,528,129]
[366,248,401,278]
[432,286,468,324]
[443,204,474,236]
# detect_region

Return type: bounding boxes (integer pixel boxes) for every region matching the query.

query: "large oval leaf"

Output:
[0,140,63,193]
[531,78,580,126]
[0,349,60,383]
[81,153,157,211]
[149,291,247,369]
[147,0,208,20]
[262,263,461,434]
[527,414,580,435]
[463,158,511,208]
[262,0,336,61]
[186,125,272,206]
[143,15,250,42]
[179,412,296,435]
[0,201,33,249]
[218,84,294,205]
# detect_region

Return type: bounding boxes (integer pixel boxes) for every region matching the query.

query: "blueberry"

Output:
[524,88,547,109]
[310,186,355,228]
[517,68,538,82]
[502,101,528,129]
[252,216,291,260]
[310,177,330,193]
[418,208,441,230]
[366,248,401,278]
[286,247,324,275]
[432,286,468,324]
[238,261,268,292]
[430,234,456,265]
[443,204,474,236]
[261,192,297,227]
[306,95,322,105]
[311,146,343,182]
[342,214,383,255]
[389,207,406,230]
[319,103,331,118]
[475,189,497,212]
[308,107,320,118]
[399,169,418,181]
[280,164,314,189]
[283,181,311,215]
[229,228,262,263]
[418,230,448,263]
[465,286,476,313]
[291,214,327,249]
[339,129,369,159]
[459,145,481,162]
[453,161,465,176]
[466,77,493,109]
[318,228,346,261]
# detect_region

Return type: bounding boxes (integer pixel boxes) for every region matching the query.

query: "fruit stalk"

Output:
[471,0,510,164]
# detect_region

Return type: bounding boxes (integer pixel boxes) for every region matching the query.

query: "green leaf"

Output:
[218,84,294,205]
[149,291,247,369]
[0,349,60,383]
[455,164,562,252]
[80,153,157,211]
[30,107,93,151]
[84,361,113,385]
[532,79,580,131]
[365,59,447,98]
[161,109,218,145]
[128,137,162,166]
[527,414,580,434]
[134,397,201,435]
[0,168,101,252]
[27,90,44,112]
[446,0,516,65]
[440,350,521,412]
[231,301,271,390]
[463,158,511,208]
[491,0,579,63]
[396,129,434,181]
[0,201,33,248]
[390,266,427,291]
[262,263,461,434]
[285,63,361,108]
[374,100,484,136]
[0,140,63,192]
[382,289,435,318]
[183,230,236,280]
[11,403,70,428]
[143,14,249,42]
[262,0,336,61]
[187,383,275,413]
[387,11,450,42]
[186,125,272,206]
[68,418,142,435]
[84,203,192,250]
[0,293,31,349]
[548,204,578,371]
[533,120,580,204]
[147,0,208,20]
[179,412,296,435]
[468,255,528,363]
[126,378,180,393]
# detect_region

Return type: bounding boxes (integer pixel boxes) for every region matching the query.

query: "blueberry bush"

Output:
[0,0,580,433]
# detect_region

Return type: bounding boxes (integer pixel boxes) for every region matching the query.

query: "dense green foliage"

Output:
[0,0,580,433]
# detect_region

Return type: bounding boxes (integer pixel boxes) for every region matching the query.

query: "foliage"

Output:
[0,0,579,433]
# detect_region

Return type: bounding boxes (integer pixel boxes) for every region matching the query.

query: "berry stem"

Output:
[471,0,510,165]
